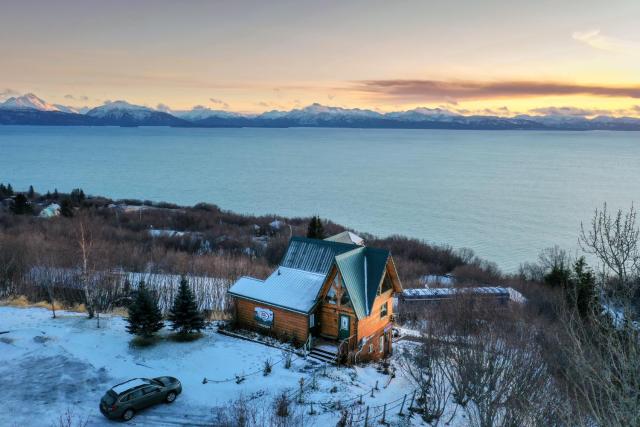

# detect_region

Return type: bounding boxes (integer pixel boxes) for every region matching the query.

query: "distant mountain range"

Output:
[1,93,640,130]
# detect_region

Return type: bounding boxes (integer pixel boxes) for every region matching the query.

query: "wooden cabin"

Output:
[228,234,403,363]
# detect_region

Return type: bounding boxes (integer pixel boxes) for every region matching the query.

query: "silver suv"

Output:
[99,377,182,421]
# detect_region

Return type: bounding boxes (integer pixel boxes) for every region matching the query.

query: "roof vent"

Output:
[277,269,281,276]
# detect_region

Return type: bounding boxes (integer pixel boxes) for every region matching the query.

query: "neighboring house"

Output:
[228,234,403,363]
[39,203,61,218]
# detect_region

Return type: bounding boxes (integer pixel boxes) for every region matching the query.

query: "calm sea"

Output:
[1,126,638,271]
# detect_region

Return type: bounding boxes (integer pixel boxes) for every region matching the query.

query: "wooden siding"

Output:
[317,267,357,339]
[234,297,309,344]
[356,287,394,340]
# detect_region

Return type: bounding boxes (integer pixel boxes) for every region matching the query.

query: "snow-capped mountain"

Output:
[86,101,188,126]
[171,106,241,121]
[1,93,640,130]
[385,107,461,122]
[52,104,81,114]
[257,103,383,126]
[0,93,61,111]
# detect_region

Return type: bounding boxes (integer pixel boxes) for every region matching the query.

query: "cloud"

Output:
[572,29,637,53]
[354,79,640,102]
[0,88,19,100]
[64,94,90,101]
[209,98,229,109]
[156,103,172,112]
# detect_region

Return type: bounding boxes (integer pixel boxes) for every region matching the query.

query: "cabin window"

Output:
[379,335,385,352]
[380,302,388,318]
[309,313,315,327]
[325,286,337,304]
[369,343,374,353]
[340,291,351,306]
[380,274,393,294]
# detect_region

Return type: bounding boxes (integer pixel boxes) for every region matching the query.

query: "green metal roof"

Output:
[280,236,357,275]
[334,246,390,319]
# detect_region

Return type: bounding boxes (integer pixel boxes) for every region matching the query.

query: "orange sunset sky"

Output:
[1,0,639,116]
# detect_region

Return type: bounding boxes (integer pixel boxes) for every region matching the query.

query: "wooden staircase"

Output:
[308,341,339,364]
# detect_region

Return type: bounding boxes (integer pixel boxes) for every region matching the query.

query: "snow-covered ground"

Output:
[0,307,423,426]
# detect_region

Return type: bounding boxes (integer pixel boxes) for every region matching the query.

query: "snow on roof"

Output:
[325,231,365,246]
[38,203,60,218]
[402,286,510,300]
[228,266,326,313]
[111,378,150,394]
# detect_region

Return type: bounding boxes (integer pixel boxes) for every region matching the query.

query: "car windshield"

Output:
[103,390,117,405]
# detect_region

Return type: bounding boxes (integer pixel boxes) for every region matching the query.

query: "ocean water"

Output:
[1,126,638,271]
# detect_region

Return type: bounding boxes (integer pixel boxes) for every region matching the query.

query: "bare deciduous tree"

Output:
[556,297,640,426]
[579,203,640,298]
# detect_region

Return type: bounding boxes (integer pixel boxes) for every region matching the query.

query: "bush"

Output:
[263,358,273,376]
[274,392,290,418]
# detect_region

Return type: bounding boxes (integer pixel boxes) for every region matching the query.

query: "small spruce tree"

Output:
[126,281,163,338]
[544,261,571,289]
[60,198,74,218]
[28,185,35,199]
[570,257,598,319]
[6,183,13,196]
[12,193,33,215]
[70,188,86,205]
[306,215,325,239]
[168,277,206,336]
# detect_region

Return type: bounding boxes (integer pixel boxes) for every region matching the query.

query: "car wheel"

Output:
[122,408,135,421]
[166,391,177,403]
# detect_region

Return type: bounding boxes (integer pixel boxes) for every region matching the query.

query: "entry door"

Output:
[338,314,351,340]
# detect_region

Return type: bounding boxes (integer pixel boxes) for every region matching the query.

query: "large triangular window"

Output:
[377,272,393,295]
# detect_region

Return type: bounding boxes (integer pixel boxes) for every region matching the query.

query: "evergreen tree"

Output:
[544,261,571,288]
[0,184,6,198]
[570,257,598,319]
[70,188,86,205]
[60,198,74,218]
[168,277,206,336]
[6,183,14,196]
[53,188,59,199]
[306,215,325,239]
[11,193,33,215]
[28,185,35,199]
[126,281,163,338]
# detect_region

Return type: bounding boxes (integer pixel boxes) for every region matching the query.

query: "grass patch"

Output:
[129,335,161,348]
[110,306,129,317]
[32,300,64,311]
[207,310,232,321]
[0,337,15,345]
[33,335,53,344]
[0,296,87,313]
[168,332,204,342]
[0,295,30,307]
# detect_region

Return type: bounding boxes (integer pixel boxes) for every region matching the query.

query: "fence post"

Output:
[381,403,386,424]
[375,380,379,391]
[398,394,406,416]
[370,387,374,397]
[408,390,416,412]
[359,394,363,404]
[364,406,370,427]
[309,402,316,415]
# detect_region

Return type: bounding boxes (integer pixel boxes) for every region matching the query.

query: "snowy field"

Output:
[0,307,423,426]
